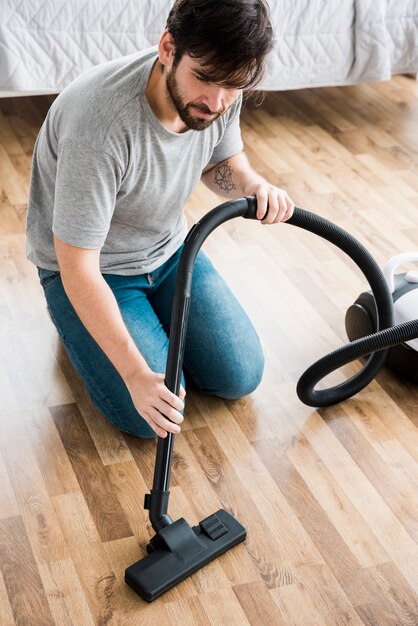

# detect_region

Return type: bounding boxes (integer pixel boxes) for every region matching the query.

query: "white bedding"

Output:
[263,0,418,89]
[1,0,417,95]
[0,0,172,95]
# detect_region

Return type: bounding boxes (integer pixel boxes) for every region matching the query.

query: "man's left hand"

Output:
[245,182,295,224]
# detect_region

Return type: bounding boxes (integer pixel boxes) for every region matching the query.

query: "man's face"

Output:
[165,54,241,131]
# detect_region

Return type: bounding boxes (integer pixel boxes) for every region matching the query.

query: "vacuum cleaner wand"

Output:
[125,197,258,602]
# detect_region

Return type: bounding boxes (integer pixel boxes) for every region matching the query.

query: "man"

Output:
[26,0,294,439]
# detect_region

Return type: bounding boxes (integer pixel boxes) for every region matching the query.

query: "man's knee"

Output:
[222,356,264,399]
[205,342,265,400]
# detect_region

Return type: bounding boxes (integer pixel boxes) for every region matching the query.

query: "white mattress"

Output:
[1,0,417,95]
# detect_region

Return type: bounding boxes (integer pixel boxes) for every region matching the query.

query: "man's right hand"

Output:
[125,368,186,438]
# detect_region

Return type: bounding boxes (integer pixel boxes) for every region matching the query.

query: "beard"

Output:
[165,66,224,131]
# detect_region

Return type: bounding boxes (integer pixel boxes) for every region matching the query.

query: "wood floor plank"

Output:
[175,391,209,432]
[38,558,96,626]
[341,393,418,463]
[253,435,387,608]
[0,325,53,410]
[287,431,389,567]
[0,516,55,625]
[185,416,324,587]
[376,559,418,613]
[53,491,119,625]
[0,362,20,415]
[91,420,134,467]
[225,394,278,443]
[198,587,251,625]
[0,100,42,153]
[324,407,418,543]
[346,398,418,480]
[0,110,26,157]
[106,460,153,544]
[0,193,22,235]
[281,89,355,134]
[356,561,418,626]
[286,264,356,341]
[376,439,418,490]
[221,273,311,389]
[0,144,29,205]
[0,412,70,565]
[220,248,338,370]
[356,153,417,198]
[271,583,329,626]
[292,563,366,626]
[0,572,15,626]
[164,596,212,626]
[198,399,326,563]
[0,452,20,520]
[299,407,418,594]
[49,403,134,543]
[21,408,80,497]
[254,420,417,625]
[0,239,73,410]
[361,206,418,253]
[244,125,294,174]
[375,369,418,430]
[165,430,229,520]
[185,428,298,588]
[233,581,288,625]
[127,433,166,489]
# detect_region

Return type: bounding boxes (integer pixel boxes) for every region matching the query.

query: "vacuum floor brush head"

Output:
[125,509,246,602]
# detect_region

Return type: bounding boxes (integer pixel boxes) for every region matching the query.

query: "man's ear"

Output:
[158,30,175,69]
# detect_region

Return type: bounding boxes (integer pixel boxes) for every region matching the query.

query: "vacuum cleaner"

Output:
[125,196,418,601]
[346,252,418,384]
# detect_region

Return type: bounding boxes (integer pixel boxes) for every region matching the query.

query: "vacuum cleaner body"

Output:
[346,253,418,384]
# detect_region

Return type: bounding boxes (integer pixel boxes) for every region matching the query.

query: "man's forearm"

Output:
[60,271,150,383]
[201,152,265,199]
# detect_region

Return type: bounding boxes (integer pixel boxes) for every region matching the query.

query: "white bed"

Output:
[1,0,417,96]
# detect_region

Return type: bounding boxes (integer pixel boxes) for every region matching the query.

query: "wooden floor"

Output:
[0,76,418,625]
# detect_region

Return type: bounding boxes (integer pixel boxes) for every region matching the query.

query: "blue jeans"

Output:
[38,245,264,438]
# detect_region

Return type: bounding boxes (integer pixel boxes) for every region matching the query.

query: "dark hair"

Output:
[166,0,274,89]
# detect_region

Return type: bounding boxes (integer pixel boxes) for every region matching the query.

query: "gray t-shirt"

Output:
[25,47,243,275]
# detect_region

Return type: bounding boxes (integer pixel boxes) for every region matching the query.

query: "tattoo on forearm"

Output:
[214,161,237,193]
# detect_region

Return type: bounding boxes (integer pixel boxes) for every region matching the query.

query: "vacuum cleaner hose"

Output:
[296,319,418,406]
[258,202,418,406]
